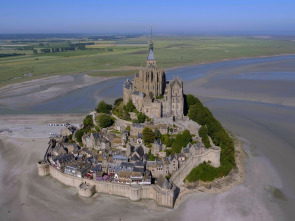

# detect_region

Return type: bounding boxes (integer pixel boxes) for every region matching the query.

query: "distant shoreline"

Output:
[1,53,295,90]
[165,53,295,72]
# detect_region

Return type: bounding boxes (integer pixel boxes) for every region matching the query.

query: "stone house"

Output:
[157,124,169,135]
[60,125,77,137]
[118,170,132,183]
[82,132,111,150]
[80,148,93,158]
[112,154,128,165]
[129,146,149,162]
[189,142,206,155]
[108,163,120,176]
[152,139,162,155]
[136,133,144,144]
[52,145,67,156]
[181,146,191,158]
[168,155,179,175]
[53,154,74,170]
[146,160,167,178]
[64,143,80,154]
[121,131,129,145]
[176,153,186,167]
[130,123,145,136]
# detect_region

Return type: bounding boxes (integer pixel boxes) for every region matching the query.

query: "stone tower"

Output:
[132,35,166,98]
[122,27,184,119]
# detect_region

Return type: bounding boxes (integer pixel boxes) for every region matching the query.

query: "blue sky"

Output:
[0,0,294,35]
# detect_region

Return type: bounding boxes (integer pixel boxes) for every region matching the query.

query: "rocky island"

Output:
[37,38,235,208]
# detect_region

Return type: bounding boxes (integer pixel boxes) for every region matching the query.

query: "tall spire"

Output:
[149,24,153,51]
[147,24,155,61]
[150,24,153,42]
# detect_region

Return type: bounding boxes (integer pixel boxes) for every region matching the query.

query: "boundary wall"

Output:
[170,147,221,187]
[37,162,175,208]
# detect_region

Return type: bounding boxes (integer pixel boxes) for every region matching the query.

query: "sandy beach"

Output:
[1,55,295,220]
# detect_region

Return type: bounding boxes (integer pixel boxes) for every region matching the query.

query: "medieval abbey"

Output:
[37,30,222,209]
[123,39,184,119]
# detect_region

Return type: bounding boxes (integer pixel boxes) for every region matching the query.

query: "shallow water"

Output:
[1,55,294,115]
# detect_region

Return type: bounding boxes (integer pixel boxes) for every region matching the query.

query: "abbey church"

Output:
[123,37,184,119]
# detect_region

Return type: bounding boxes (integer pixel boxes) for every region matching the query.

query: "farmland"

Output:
[1,34,295,87]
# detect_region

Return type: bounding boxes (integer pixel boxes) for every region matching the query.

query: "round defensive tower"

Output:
[37,160,50,176]
[130,184,142,201]
[78,182,96,197]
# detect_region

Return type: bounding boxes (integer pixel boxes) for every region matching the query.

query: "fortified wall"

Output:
[170,146,221,187]
[37,161,176,208]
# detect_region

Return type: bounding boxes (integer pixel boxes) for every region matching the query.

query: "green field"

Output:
[1,35,295,87]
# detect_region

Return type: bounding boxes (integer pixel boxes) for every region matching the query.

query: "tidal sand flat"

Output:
[0,55,295,220]
[0,74,117,114]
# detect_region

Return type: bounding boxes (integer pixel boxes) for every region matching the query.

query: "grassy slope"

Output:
[1,36,295,87]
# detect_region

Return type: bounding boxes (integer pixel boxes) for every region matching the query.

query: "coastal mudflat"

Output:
[0,74,117,113]
[1,55,295,220]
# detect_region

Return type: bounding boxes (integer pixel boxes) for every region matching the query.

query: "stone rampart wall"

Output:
[112,114,132,129]
[44,165,174,208]
[170,147,221,187]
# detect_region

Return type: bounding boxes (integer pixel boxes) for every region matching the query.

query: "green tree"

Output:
[185,94,236,182]
[161,134,173,147]
[137,112,146,123]
[96,114,114,128]
[126,125,130,132]
[199,126,211,148]
[83,115,93,127]
[172,130,192,153]
[95,101,112,114]
[123,100,136,113]
[142,127,156,144]
[75,129,85,145]
[114,98,123,106]
[148,149,156,161]
[154,128,162,140]
[95,126,100,133]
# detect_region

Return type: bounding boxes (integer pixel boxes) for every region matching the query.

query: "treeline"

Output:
[35,42,95,54]
[0,53,25,57]
[0,33,84,40]
[88,34,139,41]
[184,94,236,182]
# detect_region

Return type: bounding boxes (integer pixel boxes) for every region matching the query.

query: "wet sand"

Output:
[1,55,295,220]
[0,74,117,111]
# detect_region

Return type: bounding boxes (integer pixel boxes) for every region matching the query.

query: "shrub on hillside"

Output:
[142,127,156,144]
[185,94,236,182]
[95,101,112,114]
[96,114,114,128]
[123,100,136,113]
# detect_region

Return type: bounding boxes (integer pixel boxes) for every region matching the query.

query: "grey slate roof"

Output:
[147,49,155,60]
[156,175,172,189]
[124,79,132,89]
[135,161,145,167]
[113,154,128,161]
[135,146,144,157]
